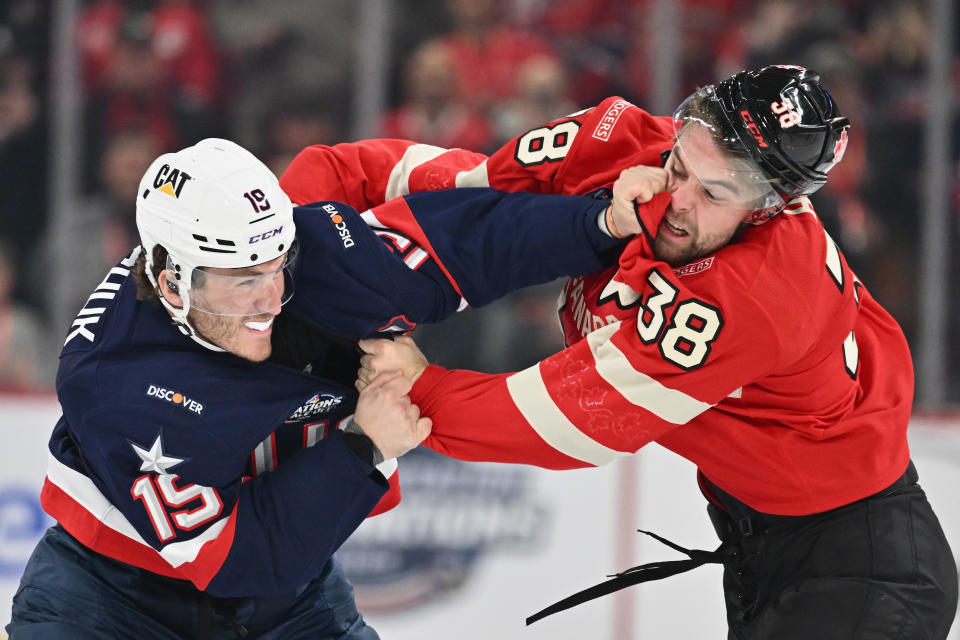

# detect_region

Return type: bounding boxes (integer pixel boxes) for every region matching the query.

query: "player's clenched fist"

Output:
[604,165,670,237]
[356,336,429,390]
[353,371,431,460]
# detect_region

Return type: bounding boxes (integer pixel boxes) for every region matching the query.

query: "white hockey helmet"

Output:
[135,138,297,350]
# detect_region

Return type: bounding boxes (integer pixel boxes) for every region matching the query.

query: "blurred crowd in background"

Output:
[0,0,957,397]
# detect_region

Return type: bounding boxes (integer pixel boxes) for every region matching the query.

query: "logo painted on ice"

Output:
[288,392,344,421]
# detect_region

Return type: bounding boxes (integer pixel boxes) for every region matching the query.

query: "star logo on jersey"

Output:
[131,434,185,474]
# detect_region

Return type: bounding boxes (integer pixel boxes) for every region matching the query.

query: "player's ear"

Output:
[158,268,184,309]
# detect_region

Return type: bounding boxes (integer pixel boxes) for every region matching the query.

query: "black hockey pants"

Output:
[706,461,958,640]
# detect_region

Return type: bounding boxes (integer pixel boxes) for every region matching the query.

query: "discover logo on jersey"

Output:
[323,203,355,248]
[145,385,205,415]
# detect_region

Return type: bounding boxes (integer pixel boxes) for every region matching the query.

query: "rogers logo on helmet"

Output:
[323,203,355,249]
[739,110,769,148]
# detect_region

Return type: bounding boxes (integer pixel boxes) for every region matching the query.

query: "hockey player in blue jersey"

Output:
[7,138,639,639]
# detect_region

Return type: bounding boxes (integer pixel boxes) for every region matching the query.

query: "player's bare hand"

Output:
[353,371,432,459]
[606,165,669,237]
[356,336,429,391]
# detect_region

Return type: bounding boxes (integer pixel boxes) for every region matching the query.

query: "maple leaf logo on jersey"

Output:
[287,392,344,422]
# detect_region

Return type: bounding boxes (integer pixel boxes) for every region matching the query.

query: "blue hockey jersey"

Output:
[42,188,617,597]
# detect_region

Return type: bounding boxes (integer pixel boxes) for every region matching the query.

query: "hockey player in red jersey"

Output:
[352,66,959,638]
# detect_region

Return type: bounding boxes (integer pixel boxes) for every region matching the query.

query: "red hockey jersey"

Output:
[280,97,913,516]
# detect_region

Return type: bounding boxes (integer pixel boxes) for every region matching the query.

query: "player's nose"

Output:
[669,180,693,213]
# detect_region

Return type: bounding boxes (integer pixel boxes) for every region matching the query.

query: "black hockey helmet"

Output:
[673,65,850,216]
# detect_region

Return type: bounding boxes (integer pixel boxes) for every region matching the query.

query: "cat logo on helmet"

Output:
[152,164,193,198]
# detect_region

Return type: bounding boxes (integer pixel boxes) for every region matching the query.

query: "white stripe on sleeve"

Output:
[506,365,631,467]
[587,323,713,424]
[454,160,490,188]
[384,144,450,201]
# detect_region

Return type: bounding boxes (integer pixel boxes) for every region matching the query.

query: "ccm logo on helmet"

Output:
[146,384,204,415]
[152,164,193,198]
[323,203,355,248]
[250,227,284,244]
[739,110,769,148]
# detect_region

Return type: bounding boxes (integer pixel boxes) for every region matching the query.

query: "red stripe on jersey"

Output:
[186,506,238,590]
[42,478,183,579]
[368,198,464,298]
[42,476,238,590]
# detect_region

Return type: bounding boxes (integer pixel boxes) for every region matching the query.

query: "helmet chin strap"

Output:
[159,288,227,353]
[144,246,226,353]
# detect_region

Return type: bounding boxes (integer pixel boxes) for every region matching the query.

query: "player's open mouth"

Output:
[664,218,688,236]
[244,318,274,333]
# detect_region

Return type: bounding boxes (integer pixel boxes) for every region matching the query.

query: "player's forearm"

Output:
[409,189,624,310]
[280,139,417,208]
[202,431,387,597]
[412,365,593,470]
[280,139,491,210]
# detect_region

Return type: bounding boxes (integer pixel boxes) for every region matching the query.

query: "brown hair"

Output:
[678,90,745,156]
[132,245,166,303]
[132,245,209,302]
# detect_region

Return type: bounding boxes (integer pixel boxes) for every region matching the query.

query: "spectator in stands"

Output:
[0,54,47,312]
[260,99,343,177]
[80,0,225,182]
[78,0,222,109]
[62,128,161,317]
[210,0,354,153]
[491,54,576,145]
[379,39,494,152]
[0,239,54,390]
[507,0,626,107]
[439,0,558,111]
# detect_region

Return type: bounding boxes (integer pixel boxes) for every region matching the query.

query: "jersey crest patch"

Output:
[287,392,344,422]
